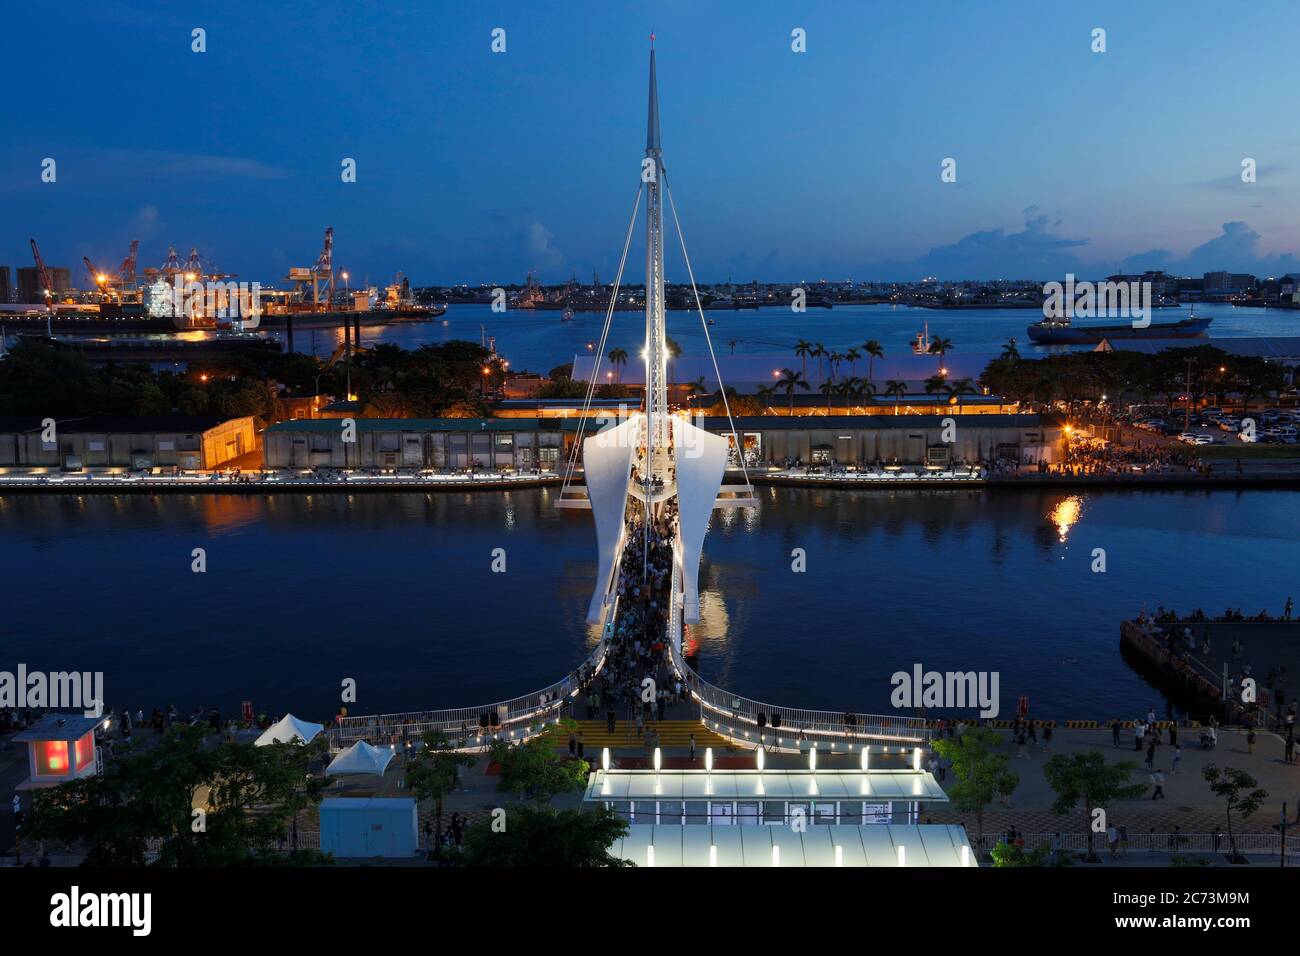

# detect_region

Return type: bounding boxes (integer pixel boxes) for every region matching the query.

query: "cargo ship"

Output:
[1026,308,1211,345]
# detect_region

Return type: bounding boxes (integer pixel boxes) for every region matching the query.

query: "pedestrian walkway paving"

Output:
[542,719,732,752]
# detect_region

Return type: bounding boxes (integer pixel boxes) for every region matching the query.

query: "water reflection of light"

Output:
[694,590,732,649]
[1049,495,1082,542]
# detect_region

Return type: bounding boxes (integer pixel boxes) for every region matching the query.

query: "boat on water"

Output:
[911,322,931,354]
[1026,307,1211,345]
[561,306,575,322]
[255,303,445,330]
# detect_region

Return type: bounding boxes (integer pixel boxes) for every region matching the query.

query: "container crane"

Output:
[29,239,55,335]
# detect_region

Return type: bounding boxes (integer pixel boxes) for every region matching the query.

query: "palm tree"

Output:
[928,336,954,373]
[944,377,976,414]
[756,382,778,413]
[924,374,949,404]
[775,367,809,416]
[1001,338,1019,361]
[884,379,907,415]
[794,339,812,379]
[665,335,682,392]
[608,347,628,383]
[818,379,837,415]
[727,339,737,355]
[862,340,884,382]
[846,377,876,413]
[829,350,844,385]
[844,346,861,378]
[811,342,827,384]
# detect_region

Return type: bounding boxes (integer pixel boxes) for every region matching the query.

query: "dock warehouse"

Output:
[263,414,1059,471]
[0,415,256,471]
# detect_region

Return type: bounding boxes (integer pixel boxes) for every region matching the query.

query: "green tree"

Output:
[862,339,884,382]
[608,347,628,383]
[844,346,861,378]
[490,735,588,806]
[27,725,330,866]
[775,368,809,415]
[944,377,977,414]
[811,342,827,382]
[406,730,477,845]
[924,373,949,401]
[1202,764,1267,862]
[928,336,954,370]
[1042,750,1145,862]
[818,378,837,415]
[931,727,1018,852]
[991,840,1055,867]
[794,339,812,379]
[455,804,631,867]
[884,379,908,415]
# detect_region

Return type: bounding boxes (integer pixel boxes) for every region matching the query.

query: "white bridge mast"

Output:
[643,45,669,464]
[579,44,738,635]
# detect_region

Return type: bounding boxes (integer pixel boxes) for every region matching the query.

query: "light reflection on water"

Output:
[0,487,1293,720]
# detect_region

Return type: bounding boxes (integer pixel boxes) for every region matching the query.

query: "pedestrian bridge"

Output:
[333,539,927,753]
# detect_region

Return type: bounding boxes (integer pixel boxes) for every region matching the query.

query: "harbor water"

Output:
[1,487,1294,722]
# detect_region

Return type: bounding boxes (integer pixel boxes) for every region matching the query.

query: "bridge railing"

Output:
[332,595,617,751]
[666,550,927,752]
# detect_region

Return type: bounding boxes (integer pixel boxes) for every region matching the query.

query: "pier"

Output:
[1120,616,1299,728]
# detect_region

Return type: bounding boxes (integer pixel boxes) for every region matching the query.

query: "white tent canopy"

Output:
[254,714,324,747]
[326,741,394,776]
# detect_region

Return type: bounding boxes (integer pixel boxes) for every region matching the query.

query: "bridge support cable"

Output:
[560,181,644,498]
[663,172,754,496]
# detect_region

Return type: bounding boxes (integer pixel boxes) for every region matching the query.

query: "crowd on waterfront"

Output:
[1042,435,1205,477]
[1135,603,1298,734]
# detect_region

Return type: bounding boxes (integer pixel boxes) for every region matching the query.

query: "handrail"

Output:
[335,531,927,754]
[333,597,618,751]
[665,544,927,750]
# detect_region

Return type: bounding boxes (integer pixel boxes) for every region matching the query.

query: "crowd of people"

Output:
[1135,603,1298,737]
[574,501,687,741]
[1040,435,1204,477]
[1147,600,1294,624]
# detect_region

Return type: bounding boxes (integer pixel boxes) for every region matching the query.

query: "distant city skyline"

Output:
[6,1,1300,287]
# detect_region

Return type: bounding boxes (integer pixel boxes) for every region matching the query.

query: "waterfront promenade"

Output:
[2,458,1299,493]
[8,718,1291,866]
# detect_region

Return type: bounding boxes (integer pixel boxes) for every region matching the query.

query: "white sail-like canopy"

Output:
[254,714,324,747]
[582,415,639,623]
[326,740,394,776]
[671,416,730,625]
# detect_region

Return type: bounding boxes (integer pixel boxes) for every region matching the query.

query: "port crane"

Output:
[29,238,55,335]
[285,227,335,310]
[82,257,112,300]
[118,240,139,289]
[82,241,142,302]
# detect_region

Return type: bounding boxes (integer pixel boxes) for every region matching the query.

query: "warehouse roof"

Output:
[0,415,235,434]
[1093,336,1300,358]
[265,413,1042,434]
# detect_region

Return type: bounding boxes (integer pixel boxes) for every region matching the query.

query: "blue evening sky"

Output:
[4,0,1299,285]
